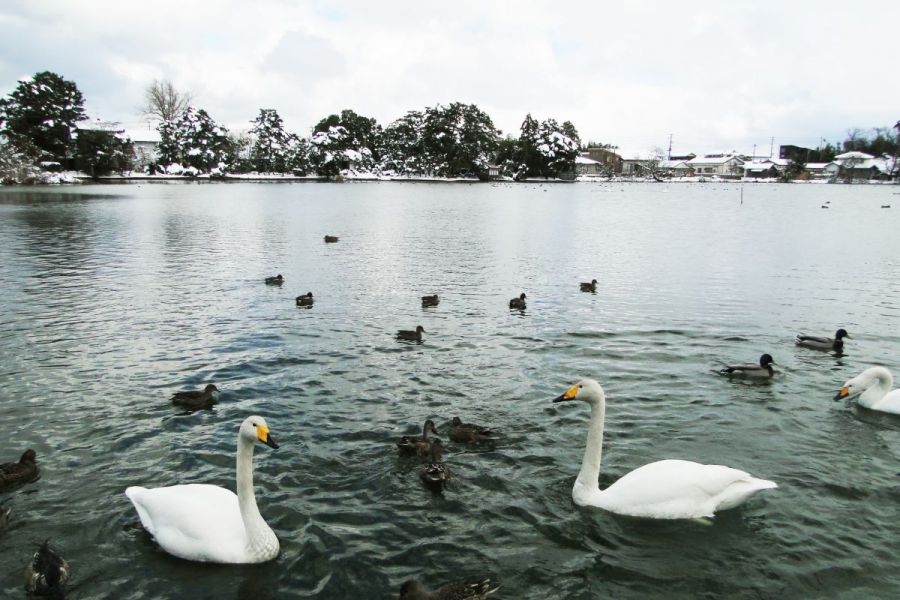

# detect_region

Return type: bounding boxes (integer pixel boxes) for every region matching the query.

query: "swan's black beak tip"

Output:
[265,434,279,449]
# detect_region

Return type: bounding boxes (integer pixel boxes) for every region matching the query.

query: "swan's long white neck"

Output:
[236,435,274,549]
[575,396,606,495]
[860,368,893,407]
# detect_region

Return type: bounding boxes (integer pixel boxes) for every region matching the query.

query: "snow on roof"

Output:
[743,161,779,172]
[687,154,743,165]
[658,159,689,169]
[575,155,601,165]
[75,118,124,133]
[805,162,829,169]
[835,151,874,160]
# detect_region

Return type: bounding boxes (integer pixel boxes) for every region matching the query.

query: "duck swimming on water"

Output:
[24,541,70,599]
[796,328,849,352]
[264,274,284,285]
[580,279,598,292]
[448,417,496,444]
[718,354,776,378]
[398,420,441,456]
[296,292,314,307]
[419,441,449,492]
[397,325,425,342]
[324,235,339,243]
[509,293,526,310]
[399,575,500,600]
[0,449,38,492]
[170,384,220,410]
[421,295,439,307]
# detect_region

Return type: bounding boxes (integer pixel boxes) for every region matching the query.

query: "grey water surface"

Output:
[0,182,899,599]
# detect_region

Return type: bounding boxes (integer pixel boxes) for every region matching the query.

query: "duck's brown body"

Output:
[399,575,499,600]
[0,449,38,492]
[170,384,220,410]
[448,417,496,444]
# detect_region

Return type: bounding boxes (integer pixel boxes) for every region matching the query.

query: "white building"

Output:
[687,153,745,177]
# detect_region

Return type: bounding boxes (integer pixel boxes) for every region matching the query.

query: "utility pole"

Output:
[752,143,757,158]
[769,136,774,159]
[667,133,672,160]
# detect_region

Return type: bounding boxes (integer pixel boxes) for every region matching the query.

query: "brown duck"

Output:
[509,293,526,310]
[324,235,339,243]
[399,575,500,600]
[448,417,496,444]
[0,449,38,492]
[25,540,70,599]
[421,295,439,307]
[397,325,425,342]
[170,384,220,410]
[296,292,314,308]
[397,420,440,457]
[419,441,449,492]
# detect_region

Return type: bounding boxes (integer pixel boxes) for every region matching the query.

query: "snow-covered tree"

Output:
[420,102,499,177]
[284,133,309,174]
[380,110,426,175]
[74,128,133,177]
[308,125,373,178]
[249,108,290,173]
[313,109,382,163]
[155,106,233,173]
[534,118,579,177]
[0,71,86,164]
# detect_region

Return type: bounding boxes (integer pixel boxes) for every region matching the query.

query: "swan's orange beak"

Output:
[553,384,580,403]
[257,424,279,449]
[833,386,850,401]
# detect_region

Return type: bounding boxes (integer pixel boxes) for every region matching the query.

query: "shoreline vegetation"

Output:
[1,71,898,186]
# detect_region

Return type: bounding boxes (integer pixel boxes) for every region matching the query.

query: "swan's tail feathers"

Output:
[124,486,156,537]
[715,477,778,512]
[750,478,778,490]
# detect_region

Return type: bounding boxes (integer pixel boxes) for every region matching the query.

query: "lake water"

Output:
[1,181,899,599]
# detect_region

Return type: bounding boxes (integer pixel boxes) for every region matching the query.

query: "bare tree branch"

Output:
[141,80,192,123]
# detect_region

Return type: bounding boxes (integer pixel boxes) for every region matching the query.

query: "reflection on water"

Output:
[1,182,899,599]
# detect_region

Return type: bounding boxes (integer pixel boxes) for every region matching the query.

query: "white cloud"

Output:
[1,0,898,157]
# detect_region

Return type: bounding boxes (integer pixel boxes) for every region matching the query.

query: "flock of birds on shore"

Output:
[4,233,900,599]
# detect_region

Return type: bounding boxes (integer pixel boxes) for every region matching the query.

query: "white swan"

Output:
[553,379,777,519]
[125,415,280,563]
[835,367,900,414]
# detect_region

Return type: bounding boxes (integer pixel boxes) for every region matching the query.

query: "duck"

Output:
[421,295,440,308]
[324,235,339,243]
[170,384,220,410]
[834,367,900,414]
[296,292,314,307]
[24,540,70,599]
[0,449,39,492]
[796,328,849,352]
[448,417,496,444]
[0,505,9,532]
[125,416,280,563]
[399,575,500,600]
[552,378,777,518]
[580,279,598,292]
[397,325,425,342]
[264,274,284,285]
[397,420,441,456]
[419,441,449,492]
[509,293,527,310]
[718,354,776,378]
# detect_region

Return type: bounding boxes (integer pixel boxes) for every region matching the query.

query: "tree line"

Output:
[0,72,583,182]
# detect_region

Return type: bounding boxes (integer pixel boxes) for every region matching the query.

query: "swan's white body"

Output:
[557,379,777,519]
[125,416,279,563]
[838,367,900,415]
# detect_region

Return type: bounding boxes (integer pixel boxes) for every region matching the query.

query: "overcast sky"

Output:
[2,0,898,157]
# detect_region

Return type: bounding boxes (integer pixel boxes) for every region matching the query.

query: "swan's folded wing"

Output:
[126,484,247,561]
[600,459,774,519]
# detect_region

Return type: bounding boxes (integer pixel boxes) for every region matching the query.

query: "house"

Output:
[804,162,830,178]
[657,159,693,176]
[742,161,780,179]
[779,145,812,161]
[620,158,656,176]
[575,155,604,176]
[581,147,622,172]
[825,152,896,181]
[687,153,745,177]
[123,125,162,170]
